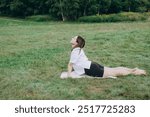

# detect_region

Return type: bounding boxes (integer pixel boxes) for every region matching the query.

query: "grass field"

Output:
[0,17,150,99]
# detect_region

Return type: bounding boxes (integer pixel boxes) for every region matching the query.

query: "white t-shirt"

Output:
[69,47,91,75]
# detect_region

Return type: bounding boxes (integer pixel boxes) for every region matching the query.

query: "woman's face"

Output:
[70,36,78,48]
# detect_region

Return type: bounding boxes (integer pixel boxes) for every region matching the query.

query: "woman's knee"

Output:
[103,67,117,77]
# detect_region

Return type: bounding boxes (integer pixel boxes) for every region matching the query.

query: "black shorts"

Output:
[84,62,104,77]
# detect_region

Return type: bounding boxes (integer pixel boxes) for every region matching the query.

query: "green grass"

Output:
[0,17,150,99]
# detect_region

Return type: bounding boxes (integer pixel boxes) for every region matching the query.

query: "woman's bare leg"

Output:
[103,67,146,78]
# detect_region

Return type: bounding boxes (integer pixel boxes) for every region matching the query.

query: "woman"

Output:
[60,36,146,79]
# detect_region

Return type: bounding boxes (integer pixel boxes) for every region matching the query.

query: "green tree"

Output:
[122,0,150,12]
[0,0,149,19]
[98,0,111,14]
[88,0,99,15]
[122,0,132,12]
[9,0,26,17]
[28,0,49,15]
[137,0,150,12]
[109,0,122,13]
[46,0,80,21]
[147,0,150,11]
[0,0,13,15]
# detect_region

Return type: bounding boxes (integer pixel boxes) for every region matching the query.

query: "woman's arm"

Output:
[67,63,73,77]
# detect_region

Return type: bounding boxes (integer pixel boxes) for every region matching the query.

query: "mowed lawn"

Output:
[0,17,150,99]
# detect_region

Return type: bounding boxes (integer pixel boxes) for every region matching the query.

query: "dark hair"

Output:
[76,36,85,48]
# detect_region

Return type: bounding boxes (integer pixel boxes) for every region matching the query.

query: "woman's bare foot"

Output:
[132,68,146,75]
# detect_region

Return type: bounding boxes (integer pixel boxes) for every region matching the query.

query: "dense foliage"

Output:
[78,12,148,22]
[0,0,150,20]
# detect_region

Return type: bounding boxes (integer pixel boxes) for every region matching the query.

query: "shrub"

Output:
[144,12,150,17]
[118,12,147,21]
[26,15,55,22]
[144,12,150,21]
[78,12,148,23]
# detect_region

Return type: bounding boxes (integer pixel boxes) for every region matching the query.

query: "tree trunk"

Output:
[83,8,86,16]
[59,0,66,21]
[128,6,130,12]
[61,12,67,21]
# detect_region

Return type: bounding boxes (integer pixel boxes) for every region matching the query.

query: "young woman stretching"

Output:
[60,36,146,79]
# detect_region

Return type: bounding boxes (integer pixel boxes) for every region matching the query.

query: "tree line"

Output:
[0,0,150,21]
